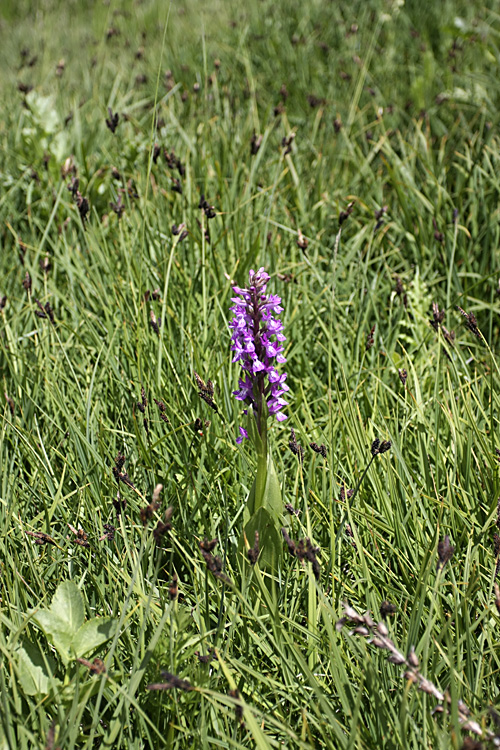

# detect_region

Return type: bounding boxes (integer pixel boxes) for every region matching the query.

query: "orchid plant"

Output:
[229,268,288,570]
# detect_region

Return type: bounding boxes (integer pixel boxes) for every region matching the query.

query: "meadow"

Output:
[1,0,500,747]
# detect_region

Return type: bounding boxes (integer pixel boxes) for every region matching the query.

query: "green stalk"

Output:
[254,417,268,513]
[245,406,268,517]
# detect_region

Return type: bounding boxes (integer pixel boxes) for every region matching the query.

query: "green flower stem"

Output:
[242,409,283,573]
[245,407,268,517]
[254,421,268,514]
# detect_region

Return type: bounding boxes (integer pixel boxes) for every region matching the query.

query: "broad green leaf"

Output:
[242,437,283,569]
[245,475,257,524]
[72,617,117,658]
[25,91,61,134]
[51,580,85,632]
[16,640,59,696]
[31,581,85,663]
[244,506,282,572]
[32,611,75,663]
[244,436,282,524]
[262,453,283,521]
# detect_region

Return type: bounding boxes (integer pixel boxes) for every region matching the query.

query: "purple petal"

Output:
[236,426,249,443]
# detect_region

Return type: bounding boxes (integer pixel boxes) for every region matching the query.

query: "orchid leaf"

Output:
[262,452,283,522]
[244,506,282,572]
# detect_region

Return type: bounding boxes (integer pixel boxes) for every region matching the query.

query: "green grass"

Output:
[1,0,500,747]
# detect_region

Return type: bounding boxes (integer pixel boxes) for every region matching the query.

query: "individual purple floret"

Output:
[229,268,288,441]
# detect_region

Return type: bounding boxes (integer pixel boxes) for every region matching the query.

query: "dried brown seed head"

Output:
[247,531,259,565]
[339,201,355,226]
[380,600,397,618]
[457,305,482,339]
[76,657,106,675]
[407,646,419,669]
[168,573,178,600]
[437,534,454,570]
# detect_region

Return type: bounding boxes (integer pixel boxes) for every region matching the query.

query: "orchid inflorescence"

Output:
[229,268,288,442]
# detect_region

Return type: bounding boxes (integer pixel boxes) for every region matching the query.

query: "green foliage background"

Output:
[1,0,500,747]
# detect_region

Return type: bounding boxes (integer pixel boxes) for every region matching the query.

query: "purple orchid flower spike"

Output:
[229,268,287,571]
[229,268,288,441]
